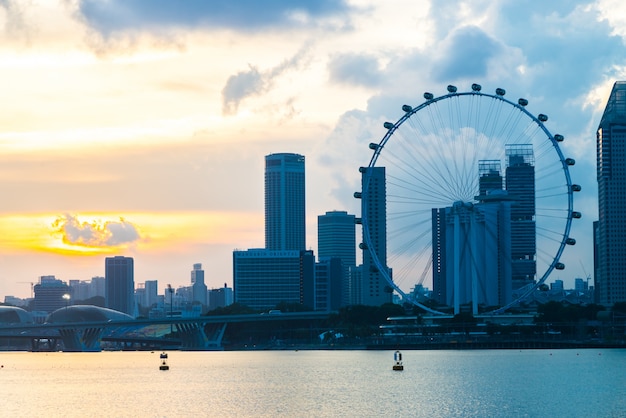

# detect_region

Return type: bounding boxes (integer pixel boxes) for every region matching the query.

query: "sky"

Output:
[1,0,625,299]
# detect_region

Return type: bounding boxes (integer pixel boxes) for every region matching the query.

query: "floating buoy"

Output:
[392,350,404,371]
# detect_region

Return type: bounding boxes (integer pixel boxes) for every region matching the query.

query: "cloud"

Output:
[432,26,502,82]
[328,53,382,87]
[77,0,351,35]
[52,214,140,247]
[221,45,311,115]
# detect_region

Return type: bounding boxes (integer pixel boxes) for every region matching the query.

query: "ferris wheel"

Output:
[357,83,580,315]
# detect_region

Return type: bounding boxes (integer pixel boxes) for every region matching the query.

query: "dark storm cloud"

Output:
[78,0,350,35]
[433,26,502,82]
[328,53,382,87]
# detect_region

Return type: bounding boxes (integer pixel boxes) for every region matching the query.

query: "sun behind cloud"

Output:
[0,211,263,257]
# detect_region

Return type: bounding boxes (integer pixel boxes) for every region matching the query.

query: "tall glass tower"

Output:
[596,81,626,305]
[360,166,391,306]
[265,153,306,251]
[105,256,134,316]
[318,210,356,306]
[505,144,536,291]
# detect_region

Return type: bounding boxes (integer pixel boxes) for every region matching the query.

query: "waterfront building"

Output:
[233,249,315,310]
[105,256,135,316]
[317,210,356,307]
[596,81,626,305]
[265,153,306,251]
[359,167,392,306]
[33,276,71,313]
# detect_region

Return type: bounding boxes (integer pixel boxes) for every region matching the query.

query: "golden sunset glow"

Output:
[0,0,620,298]
[0,212,263,255]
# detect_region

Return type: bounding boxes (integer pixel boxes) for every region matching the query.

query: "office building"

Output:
[105,256,135,316]
[506,144,536,290]
[359,167,392,306]
[265,153,306,251]
[144,280,158,308]
[233,249,315,310]
[209,284,234,310]
[432,196,513,313]
[315,257,343,311]
[191,263,208,307]
[596,81,626,304]
[33,276,71,313]
[318,210,356,307]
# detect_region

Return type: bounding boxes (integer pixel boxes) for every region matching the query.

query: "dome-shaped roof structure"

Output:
[0,306,34,324]
[46,305,134,323]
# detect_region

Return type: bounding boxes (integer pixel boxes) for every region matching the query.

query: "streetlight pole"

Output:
[62,293,71,317]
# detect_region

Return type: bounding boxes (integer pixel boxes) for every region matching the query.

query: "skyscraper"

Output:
[265,153,306,251]
[596,81,626,305]
[105,256,134,316]
[360,166,392,306]
[318,210,356,307]
[191,263,207,307]
[505,144,536,291]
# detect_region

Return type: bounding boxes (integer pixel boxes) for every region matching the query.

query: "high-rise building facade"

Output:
[318,210,356,307]
[432,197,512,313]
[191,263,207,307]
[233,249,315,310]
[105,256,134,316]
[265,153,306,251]
[360,167,392,306]
[33,276,71,313]
[505,144,536,291]
[596,81,626,305]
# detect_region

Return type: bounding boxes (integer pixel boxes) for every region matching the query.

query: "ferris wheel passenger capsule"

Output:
[566,238,576,245]
[353,192,362,199]
[518,98,528,106]
[554,134,564,142]
[384,122,395,130]
[555,262,565,270]
[402,105,413,112]
[496,88,506,96]
[424,92,434,100]
[471,83,481,91]
[447,85,457,93]
[572,211,582,219]
[369,143,380,150]
[565,158,575,166]
[571,184,581,192]
[538,114,548,122]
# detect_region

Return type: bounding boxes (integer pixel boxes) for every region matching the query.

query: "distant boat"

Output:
[160,352,168,359]
[392,350,403,371]
[159,359,169,371]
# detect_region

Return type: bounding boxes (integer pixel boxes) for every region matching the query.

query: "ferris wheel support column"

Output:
[454,211,460,316]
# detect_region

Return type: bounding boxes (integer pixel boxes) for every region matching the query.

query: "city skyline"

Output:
[1,1,624,298]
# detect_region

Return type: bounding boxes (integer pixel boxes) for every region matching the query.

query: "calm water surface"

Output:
[1,349,625,417]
